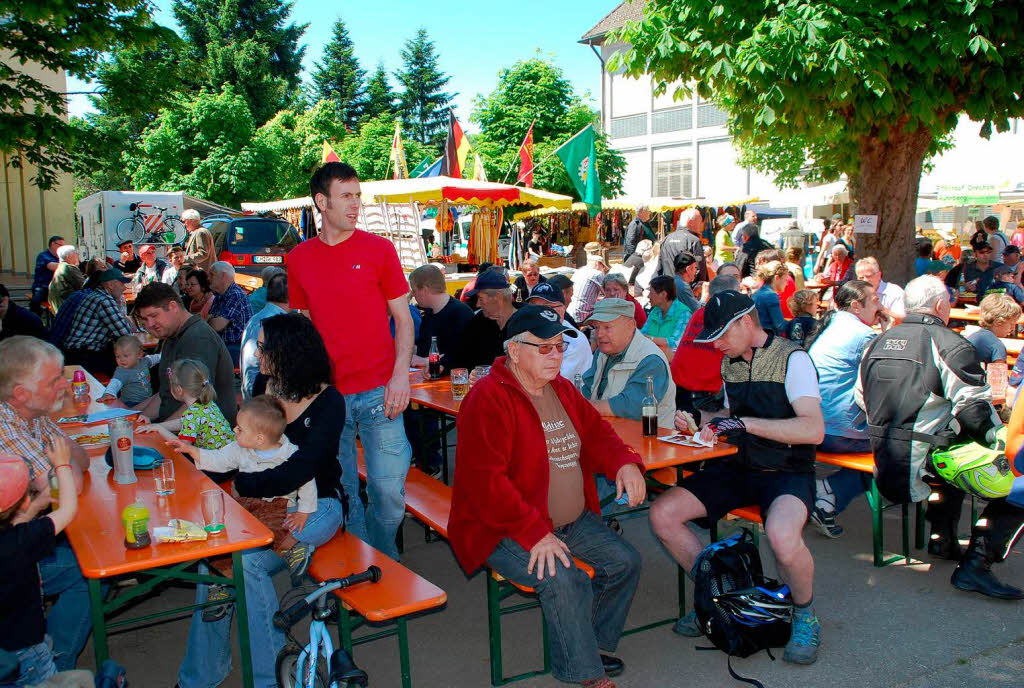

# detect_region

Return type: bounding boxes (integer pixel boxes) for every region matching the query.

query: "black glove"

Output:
[706,416,746,438]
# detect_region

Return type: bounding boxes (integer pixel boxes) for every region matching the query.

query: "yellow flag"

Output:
[389,121,409,179]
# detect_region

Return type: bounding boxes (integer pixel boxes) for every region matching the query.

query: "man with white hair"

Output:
[182,209,215,271]
[855,256,905,323]
[0,336,94,671]
[818,243,854,286]
[623,205,655,261]
[856,275,1024,599]
[48,244,84,314]
[568,242,608,323]
[207,261,252,365]
[658,208,707,283]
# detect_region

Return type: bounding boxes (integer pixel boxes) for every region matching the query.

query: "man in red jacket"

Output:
[449,305,647,688]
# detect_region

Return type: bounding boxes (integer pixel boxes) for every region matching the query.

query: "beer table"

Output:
[408,370,461,483]
[57,368,273,688]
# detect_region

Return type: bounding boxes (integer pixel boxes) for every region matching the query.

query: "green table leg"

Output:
[88,578,108,669]
[397,617,411,688]
[232,551,255,688]
[868,479,883,567]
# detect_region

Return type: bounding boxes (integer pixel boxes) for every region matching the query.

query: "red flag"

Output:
[516,123,534,187]
[322,141,340,163]
[441,110,470,178]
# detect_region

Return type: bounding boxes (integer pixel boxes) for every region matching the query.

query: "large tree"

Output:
[0,1,163,189]
[363,62,396,122]
[172,0,307,125]
[471,58,626,200]
[311,17,365,130]
[394,28,454,146]
[613,0,1024,282]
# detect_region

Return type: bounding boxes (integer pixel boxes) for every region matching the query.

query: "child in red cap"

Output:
[0,438,79,686]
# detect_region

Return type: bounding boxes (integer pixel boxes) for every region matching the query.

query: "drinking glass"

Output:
[450,368,470,401]
[154,459,175,496]
[469,365,491,386]
[201,489,226,533]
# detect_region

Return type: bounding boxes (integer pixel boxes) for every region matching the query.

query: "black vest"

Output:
[722,333,816,472]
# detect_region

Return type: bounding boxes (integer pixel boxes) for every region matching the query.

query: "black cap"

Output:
[993,264,1016,277]
[506,305,578,341]
[546,274,572,291]
[527,282,564,305]
[694,290,756,343]
[465,268,510,296]
[117,239,134,248]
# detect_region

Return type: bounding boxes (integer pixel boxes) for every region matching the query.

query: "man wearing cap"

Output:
[962,231,1003,296]
[581,299,676,430]
[456,267,519,371]
[57,268,136,375]
[527,282,590,381]
[1001,244,1022,284]
[29,236,64,316]
[131,244,170,286]
[568,242,608,324]
[982,264,1024,304]
[113,239,141,275]
[658,208,707,284]
[449,305,647,688]
[650,290,825,664]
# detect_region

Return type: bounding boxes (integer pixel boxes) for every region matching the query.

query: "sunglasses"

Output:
[518,340,568,354]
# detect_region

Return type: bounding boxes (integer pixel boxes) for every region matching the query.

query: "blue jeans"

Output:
[178,498,343,688]
[338,386,412,559]
[38,539,92,672]
[818,435,872,514]
[486,511,641,683]
[3,639,56,686]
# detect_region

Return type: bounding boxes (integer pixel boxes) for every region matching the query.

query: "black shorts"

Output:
[681,461,814,525]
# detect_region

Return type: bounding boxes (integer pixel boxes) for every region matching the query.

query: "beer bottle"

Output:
[428,336,442,380]
[642,375,658,437]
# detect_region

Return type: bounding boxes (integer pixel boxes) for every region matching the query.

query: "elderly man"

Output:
[133,282,237,424]
[30,235,64,315]
[112,239,140,275]
[449,305,646,688]
[182,209,215,271]
[132,244,170,286]
[240,273,288,400]
[623,205,655,261]
[658,208,707,283]
[581,299,676,429]
[855,256,905,324]
[58,268,135,375]
[602,272,646,328]
[512,259,547,303]
[207,261,253,365]
[733,223,775,278]
[0,285,47,342]
[651,290,825,664]
[0,336,93,671]
[819,244,854,286]
[48,244,84,314]
[247,265,285,314]
[527,282,591,381]
[568,242,608,323]
[456,268,519,371]
[856,275,1024,599]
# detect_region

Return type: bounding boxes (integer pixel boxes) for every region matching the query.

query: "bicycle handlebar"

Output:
[273,566,382,630]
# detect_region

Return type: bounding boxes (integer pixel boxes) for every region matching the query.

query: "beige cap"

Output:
[583,298,635,325]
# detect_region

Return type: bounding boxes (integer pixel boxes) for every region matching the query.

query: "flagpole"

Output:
[514,123,593,186]
[502,119,536,184]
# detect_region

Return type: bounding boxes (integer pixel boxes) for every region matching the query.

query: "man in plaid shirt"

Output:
[567,242,609,324]
[0,336,94,671]
[59,268,135,375]
[207,261,253,365]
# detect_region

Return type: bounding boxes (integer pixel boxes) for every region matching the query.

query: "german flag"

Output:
[441,109,471,178]
[516,122,534,187]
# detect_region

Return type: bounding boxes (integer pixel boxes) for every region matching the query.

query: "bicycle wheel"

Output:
[164,217,187,244]
[115,217,145,244]
[276,644,329,688]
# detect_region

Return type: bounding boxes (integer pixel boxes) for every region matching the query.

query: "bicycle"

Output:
[115,202,188,245]
[273,565,382,688]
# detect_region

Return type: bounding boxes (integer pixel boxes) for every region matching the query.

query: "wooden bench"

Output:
[309,531,447,688]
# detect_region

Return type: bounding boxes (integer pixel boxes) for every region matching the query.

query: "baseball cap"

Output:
[138,244,156,255]
[694,290,756,343]
[464,268,510,296]
[97,268,132,284]
[719,214,735,227]
[527,282,564,305]
[583,298,635,325]
[993,264,1015,277]
[546,274,572,291]
[0,455,30,512]
[505,305,578,340]
[924,260,951,276]
[117,239,134,249]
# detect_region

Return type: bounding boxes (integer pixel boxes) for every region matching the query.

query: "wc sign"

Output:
[854,215,878,234]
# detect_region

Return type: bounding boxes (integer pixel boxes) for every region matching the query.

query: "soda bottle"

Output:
[72,370,89,402]
[428,336,442,380]
[574,374,584,392]
[122,500,151,549]
[641,375,658,437]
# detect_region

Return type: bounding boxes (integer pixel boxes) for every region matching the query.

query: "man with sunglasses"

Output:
[449,305,647,688]
[962,230,1003,297]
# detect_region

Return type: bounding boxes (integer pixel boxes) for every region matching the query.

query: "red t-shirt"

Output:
[288,231,410,394]
[779,275,796,319]
[671,307,724,392]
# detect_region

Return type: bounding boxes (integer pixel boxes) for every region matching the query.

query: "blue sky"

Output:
[67,0,615,130]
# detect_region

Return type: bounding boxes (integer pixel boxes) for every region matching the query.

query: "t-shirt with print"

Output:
[287,230,410,394]
[0,517,55,651]
[179,401,235,450]
[110,355,159,406]
[526,385,585,528]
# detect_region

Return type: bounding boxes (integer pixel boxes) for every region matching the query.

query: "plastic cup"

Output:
[154,459,175,496]
[450,368,470,401]
[201,489,226,533]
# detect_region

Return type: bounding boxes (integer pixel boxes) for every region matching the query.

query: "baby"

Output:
[172,395,321,584]
[98,335,160,407]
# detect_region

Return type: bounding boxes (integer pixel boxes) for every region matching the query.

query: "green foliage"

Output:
[311,18,365,130]
[172,0,308,125]
[394,29,454,146]
[363,62,396,122]
[471,57,625,200]
[0,0,164,189]
[337,114,433,181]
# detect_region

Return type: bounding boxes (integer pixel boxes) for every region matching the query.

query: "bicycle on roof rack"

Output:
[115,202,187,245]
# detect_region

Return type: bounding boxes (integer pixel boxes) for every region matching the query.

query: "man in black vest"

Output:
[650,290,825,665]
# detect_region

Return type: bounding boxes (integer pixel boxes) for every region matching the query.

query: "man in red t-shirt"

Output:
[288,162,415,559]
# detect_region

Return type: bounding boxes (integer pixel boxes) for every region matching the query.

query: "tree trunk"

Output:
[853,126,934,286]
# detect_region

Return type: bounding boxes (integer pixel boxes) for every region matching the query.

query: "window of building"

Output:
[652,106,693,134]
[653,159,693,197]
[697,103,728,128]
[610,113,648,139]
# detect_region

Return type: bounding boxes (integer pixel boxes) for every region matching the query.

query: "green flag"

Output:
[409,156,432,177]
[555,125,602,217]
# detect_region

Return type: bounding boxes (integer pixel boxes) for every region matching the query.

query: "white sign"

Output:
[854,215,878,234]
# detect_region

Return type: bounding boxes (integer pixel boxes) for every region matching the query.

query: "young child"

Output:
[0,439,79,686]
[783,289,821,347]
[97,335,161,407]
[983,264,1024,305]
[138,358,234,450]
[172,396,323,586]
[967,292,1020,365]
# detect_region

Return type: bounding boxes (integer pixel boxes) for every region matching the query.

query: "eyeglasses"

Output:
[517,340,568,354]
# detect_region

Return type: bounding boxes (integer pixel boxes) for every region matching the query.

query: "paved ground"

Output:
[73,487,1023,688]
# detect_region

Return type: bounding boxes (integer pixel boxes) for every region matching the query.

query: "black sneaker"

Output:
[810,505,844,538]
[285,543,315,586]
[202,584,232,622]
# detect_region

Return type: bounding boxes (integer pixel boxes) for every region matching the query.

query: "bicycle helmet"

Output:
[932,427,1014,499]
[713,584,793,627]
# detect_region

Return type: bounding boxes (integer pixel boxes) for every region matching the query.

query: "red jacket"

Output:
[448,357,644,573]
[671,307,724,392]
[628,294,648,328]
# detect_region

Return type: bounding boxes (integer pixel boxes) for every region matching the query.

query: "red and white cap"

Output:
[0,454,30,512]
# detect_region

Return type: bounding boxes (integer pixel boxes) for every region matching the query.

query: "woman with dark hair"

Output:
[184,267,214,319]
[177,312,346,688]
